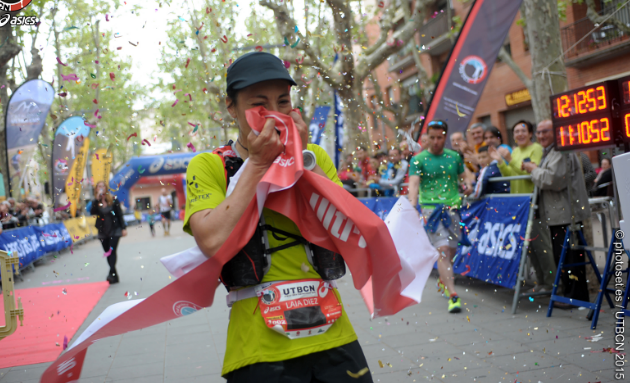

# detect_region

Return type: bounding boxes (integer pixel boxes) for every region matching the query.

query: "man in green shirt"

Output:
[408,120,472,313]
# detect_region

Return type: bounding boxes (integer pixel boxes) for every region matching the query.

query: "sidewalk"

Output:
[0,220,623,382]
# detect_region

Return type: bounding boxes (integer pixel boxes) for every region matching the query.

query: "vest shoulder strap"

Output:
[212,142,243,189]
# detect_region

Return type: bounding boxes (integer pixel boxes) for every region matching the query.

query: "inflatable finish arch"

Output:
[109,151,209,209]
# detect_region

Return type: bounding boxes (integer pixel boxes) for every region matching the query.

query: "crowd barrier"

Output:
[361,194,530,288]
[0,216,98,281]
[362,174,617,314]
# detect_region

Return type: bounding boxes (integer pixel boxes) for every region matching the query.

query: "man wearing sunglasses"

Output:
[408,120,473,313]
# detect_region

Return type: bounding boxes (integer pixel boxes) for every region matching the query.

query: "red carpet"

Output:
[0,282,109,368]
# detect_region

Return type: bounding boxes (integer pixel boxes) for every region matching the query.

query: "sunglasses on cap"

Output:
[427,120,446,127]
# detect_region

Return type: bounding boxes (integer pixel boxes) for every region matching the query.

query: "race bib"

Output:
[255,279,342,339]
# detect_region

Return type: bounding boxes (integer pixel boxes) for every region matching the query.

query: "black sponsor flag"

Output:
[421,0,523,138]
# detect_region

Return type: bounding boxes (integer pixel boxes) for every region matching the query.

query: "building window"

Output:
[136,197,151,210]
[402,77,424,116]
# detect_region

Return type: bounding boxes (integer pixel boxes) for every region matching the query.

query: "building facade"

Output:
[364,0,630,163]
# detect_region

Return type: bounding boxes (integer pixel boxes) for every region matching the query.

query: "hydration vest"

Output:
[213,141,346,289]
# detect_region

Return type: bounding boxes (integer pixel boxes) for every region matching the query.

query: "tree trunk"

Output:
[523,0,567,122]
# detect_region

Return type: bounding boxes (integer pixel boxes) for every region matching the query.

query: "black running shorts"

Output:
[161,211,171,220]
[225,340,373,383]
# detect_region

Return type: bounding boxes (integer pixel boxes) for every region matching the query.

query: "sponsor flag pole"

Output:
[419,0,523,142]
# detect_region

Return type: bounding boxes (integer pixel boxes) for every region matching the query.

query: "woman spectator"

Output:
[90,181,127,284]
[490,120,543,194]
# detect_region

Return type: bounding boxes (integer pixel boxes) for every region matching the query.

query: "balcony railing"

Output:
[561,6,630,60]
[419,11,451,47]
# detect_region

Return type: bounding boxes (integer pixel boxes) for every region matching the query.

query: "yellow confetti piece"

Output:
[569,274,579,281]
[378,360,384,368]
[347,367,369,378]
[466,316,470,322]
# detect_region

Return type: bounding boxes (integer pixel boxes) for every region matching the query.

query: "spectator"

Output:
[467,122,486,152]
[469,146,510,199]
[579,153,597,192]
[483,125,513,158]
[489,121,555,293]
[523,120,591,307]
[400,140,417,162]
[355,146,374,186]
[595,157,611,175]
[420,133,429,151]
[370,148,409,196]
[593,158,613,197]
[493,120,542,194]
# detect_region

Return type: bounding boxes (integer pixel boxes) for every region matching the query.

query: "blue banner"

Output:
[0,223,72,277]
[361,195,530,289]
[309,106,331,145]
[110,151,207,208]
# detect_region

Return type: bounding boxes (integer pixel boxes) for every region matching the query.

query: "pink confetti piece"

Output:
[61,73,79,81]
[173,89,182,93]
[63,336,68,350]
[95,154,99,160]
[70,244,73,254]
[93,98,98,104]
[220,35,228,43]
[105,14,109,22]
[141,139,151,146]
[67,177,74,186]
[127,132,137,141]
[461,265,471,276]
[187,142,196,152]
[58,92,67,97]
[43,233,58,237]
[56,57,68,66]
[109,72,115,81]
[187,122,197,127]
[184,93,192,101]
[94,109,99,117]
[84,121,96,128]
[153,135,157,142]
[103,247,113,258]
[185,57,191,68]
[172,99,179,107]
[54,202,71,212]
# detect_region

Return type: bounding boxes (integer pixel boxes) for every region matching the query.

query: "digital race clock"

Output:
[551,81,621,151]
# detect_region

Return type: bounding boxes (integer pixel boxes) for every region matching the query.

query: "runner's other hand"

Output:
[248,117,284,169]
[289,110,309,150]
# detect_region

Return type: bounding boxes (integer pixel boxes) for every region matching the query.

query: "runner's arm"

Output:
[408,175,420,207]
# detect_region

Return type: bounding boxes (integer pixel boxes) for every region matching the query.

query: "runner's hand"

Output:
[122,229,127,237]
[248,117,284,169]
[290,110,309,150]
